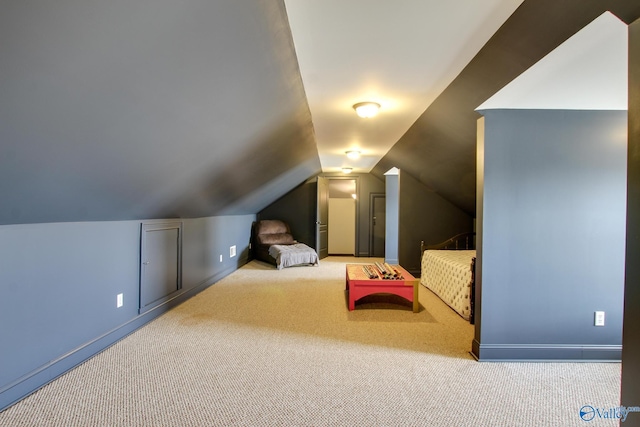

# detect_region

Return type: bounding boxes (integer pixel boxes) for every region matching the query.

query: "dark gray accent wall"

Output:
[257,173,385,257]
[0,214,254,411]
[257,177,318,249]
[0,1,320,226]
[473,109,627,361]
[398,170,473,276]
[621,17,640,417]
[371,0,640,215]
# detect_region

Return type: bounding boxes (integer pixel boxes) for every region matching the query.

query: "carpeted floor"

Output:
[0,257,623,426]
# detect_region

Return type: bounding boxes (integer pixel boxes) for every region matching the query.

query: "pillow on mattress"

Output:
[256,220,289,235]
[257,233,295,246]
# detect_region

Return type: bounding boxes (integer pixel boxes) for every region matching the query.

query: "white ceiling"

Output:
[284,0,525,173]
[477,12,628,111]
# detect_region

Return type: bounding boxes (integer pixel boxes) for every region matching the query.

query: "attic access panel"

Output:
[139,221,183,314]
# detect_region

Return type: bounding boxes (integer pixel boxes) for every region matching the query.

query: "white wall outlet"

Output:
[595,311,605,326]
[116,293,123,308]
[230,245,236,258]
[219,254,223,262]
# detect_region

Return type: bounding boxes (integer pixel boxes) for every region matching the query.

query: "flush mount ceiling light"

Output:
[352,102,381,118]
[341,167,353,174]
[345,150,361,159]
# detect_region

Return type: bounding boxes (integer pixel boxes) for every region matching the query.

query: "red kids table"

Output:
[345,264,419,312]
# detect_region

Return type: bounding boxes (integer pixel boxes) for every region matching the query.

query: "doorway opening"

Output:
[327,178,357,255]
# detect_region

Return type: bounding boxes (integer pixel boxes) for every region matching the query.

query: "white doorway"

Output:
[328,179,356,255]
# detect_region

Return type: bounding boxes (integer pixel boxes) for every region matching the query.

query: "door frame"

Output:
[325,176,360,257]
[316,176,329,259]
[369,192,385,257]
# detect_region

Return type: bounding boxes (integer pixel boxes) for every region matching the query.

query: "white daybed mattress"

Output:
[420,250,476,320]
[268,243,319,270]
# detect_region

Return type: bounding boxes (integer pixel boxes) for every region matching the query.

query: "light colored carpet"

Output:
[0,257,622,426]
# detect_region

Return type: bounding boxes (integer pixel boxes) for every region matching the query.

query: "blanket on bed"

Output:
[268,243,319,270]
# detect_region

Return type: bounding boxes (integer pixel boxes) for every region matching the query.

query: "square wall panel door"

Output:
[139,221,182,314]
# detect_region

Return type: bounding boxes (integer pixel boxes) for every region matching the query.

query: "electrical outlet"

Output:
[594,311,605,326]
[219,254,223,262]
[117,293,123,308]
[230,245,236,258]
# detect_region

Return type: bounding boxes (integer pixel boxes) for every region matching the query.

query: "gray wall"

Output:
[398,170,474,276]
[257,177,318,249]
[0,3,319,408]
[0,1,320,225]
[473,109,627,361]
[621,17,640,415]
[0,215,254,410]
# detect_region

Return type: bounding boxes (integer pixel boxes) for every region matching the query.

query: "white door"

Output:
[328,198,355,255]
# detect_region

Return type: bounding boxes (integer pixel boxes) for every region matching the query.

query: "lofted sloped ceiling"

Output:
[371,0,640,216]
[0,0,320,225]
[3,1,640,226]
